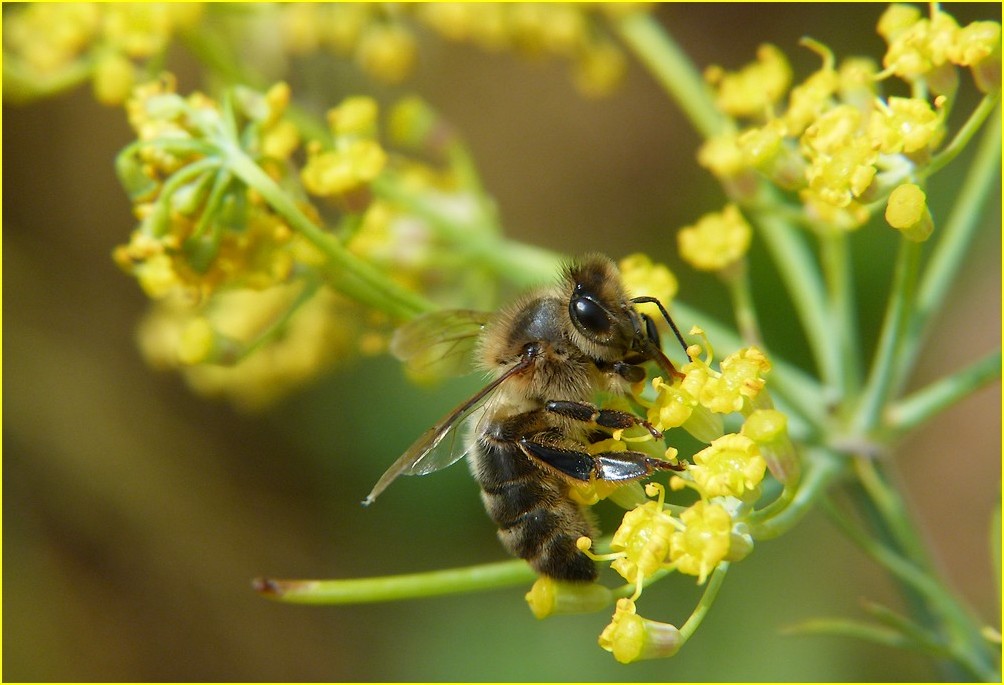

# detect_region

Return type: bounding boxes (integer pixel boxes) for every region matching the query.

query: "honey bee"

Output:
[363,254,689,582]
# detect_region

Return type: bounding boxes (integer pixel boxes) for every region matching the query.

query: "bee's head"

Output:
[565,254,682,380]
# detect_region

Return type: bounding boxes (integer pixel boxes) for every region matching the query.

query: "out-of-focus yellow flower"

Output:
[802,106,877,209]
[885,183,933,242]
[783,39,839,137]
[138,285,362,412]
[598,598,682,664]
[354,23,417,85]
[705,43,792,119]
[868,97,944,154]
[301,139,387,198]
[668,500,731,584]
[697,132,747,180]
[689,433,767,499]
[677,204,752,272]
[618,253,678,323]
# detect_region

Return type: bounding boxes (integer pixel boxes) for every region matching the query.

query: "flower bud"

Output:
[598,599,682,663]
[524,577,612,619]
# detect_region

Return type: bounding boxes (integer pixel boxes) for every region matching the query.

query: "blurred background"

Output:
[4,3,1000,681]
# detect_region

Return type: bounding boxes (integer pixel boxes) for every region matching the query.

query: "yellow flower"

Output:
[573,38,627,98]
[697,132,747,179]
[782,40,839,137]
[647,376,696,431]
[301,139,387,198]
[877,4,923,42]
[702,346,772,413]
[689,433,767,499]
[618,252,678,325]
[802,106,877,209]
[741,408,800,485]
[885,183,933,242]
[524,577,612,619]
[677,205,752,272]
[598,598,682,664]
[328,96,380,138]
[4,4,100,73]
[606,483,676,591]
[92,51,136,106]
[705,44,792,119]
[869,97,943,155]
[669,501,731,584]
[354,22,417,84]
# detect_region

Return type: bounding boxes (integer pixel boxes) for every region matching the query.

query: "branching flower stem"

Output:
[219,142,435,320]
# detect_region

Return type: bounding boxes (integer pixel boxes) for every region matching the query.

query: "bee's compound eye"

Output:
[570,296,611,335]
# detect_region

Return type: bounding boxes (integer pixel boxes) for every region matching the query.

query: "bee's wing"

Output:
[362,354,535,506]
[390,309,491,380]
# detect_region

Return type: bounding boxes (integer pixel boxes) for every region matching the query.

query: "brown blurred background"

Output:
[4,3,1000,681]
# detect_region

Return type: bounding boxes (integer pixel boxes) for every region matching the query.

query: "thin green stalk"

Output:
[895,105,1002,394]
[678,562,729,642]
[921,91,1001,180]
[819,230,861,404]
[748,447,846,539]
[852,457,933,574]
[723,261,762,347]
[371,173,564,288]
[254,559,536,605]
[613,12,726,139]
[752,206,842,395]
[852,237,923,434]
[885,348,1001,436]
[821,497,998,681]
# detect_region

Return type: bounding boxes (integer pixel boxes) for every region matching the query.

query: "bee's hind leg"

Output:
[519,439,684,484]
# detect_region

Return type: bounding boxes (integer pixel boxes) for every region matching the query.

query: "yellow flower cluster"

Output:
[3,3,203,105]
[696,5,999,235]
[113,77,305,303]
[277,3,651,97]
[111,78,422,410]
[302,97,388,212]
[561,327,794,663]
[879,3,1002,93]
[137,285,366,412]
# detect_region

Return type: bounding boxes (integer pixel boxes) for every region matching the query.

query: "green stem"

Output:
[220,143,434,319]
[748,448,846,539]
[371,173,564,289]
[895,104,1002,394]
[852,237,923,434]
[678,562,729,642]
[253,559,536,604]
[613,12,726,139]
[921,91,1001,180]
[819,230,861,405]
[723,261,761,346]
[821,497,998,681]
[885,348,1001,436]
[852,458,932,573]
[752,205,841,396]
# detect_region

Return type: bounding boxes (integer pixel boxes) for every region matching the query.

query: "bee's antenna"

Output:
[630,296,689,356]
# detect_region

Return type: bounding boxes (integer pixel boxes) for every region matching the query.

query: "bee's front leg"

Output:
[543,400,662,439]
